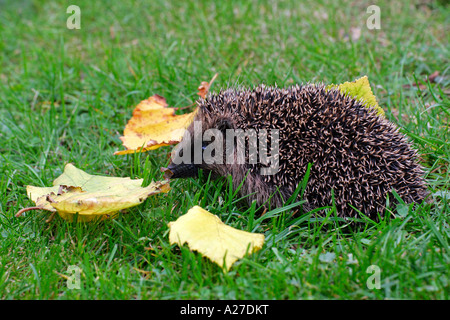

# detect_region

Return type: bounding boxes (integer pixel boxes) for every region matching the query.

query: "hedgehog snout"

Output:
[168,136,214,179]
[167,161,199,178]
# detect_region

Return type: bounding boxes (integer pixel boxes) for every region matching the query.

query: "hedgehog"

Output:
[165,84,429,219]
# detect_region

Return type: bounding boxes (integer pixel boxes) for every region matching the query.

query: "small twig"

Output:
[261,206,268,217]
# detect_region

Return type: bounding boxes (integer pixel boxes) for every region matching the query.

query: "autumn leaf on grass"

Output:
[168,206,265,271]
[16,163,171,222]
[197,73,218,99]
[115,94,197,155]
[327,76,385,116]
[115,75,218,155]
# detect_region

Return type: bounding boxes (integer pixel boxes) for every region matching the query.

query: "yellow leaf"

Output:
[17,163,171,222]
[168,206,265,271]
[327,76,385,116]
[115,75,218,155]
[115,95,197,155]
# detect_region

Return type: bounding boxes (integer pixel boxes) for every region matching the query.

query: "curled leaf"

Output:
[17,163,171,222]
[160,167,174,180]
[168,206,265,271]
[327,76,384,116]
[115,75,218,155]
[197,73,218,99]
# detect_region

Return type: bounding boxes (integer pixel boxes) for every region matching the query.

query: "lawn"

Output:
[0,0,448,300]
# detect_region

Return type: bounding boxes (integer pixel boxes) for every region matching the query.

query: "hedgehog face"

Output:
[168,110,238,179]
[168,107,280,181]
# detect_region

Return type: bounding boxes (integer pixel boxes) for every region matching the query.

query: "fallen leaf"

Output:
[160,167,174,180]
[402,71,441,90]
[428,71,440,83]
[197,73,218,99]
[168,206,265,271]
[16,163,171,222]
[328,76,385,116]
[402,82,426,90]
[115,94,197,155]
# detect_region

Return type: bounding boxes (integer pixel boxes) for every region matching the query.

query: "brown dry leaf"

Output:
[16,163,171,222]
[197,73,218,99]
[428,71,440,83]
[115,95,197,155]
[402,71,441,90]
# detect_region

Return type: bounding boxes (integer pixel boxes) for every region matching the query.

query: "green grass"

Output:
[0,0,449,299]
